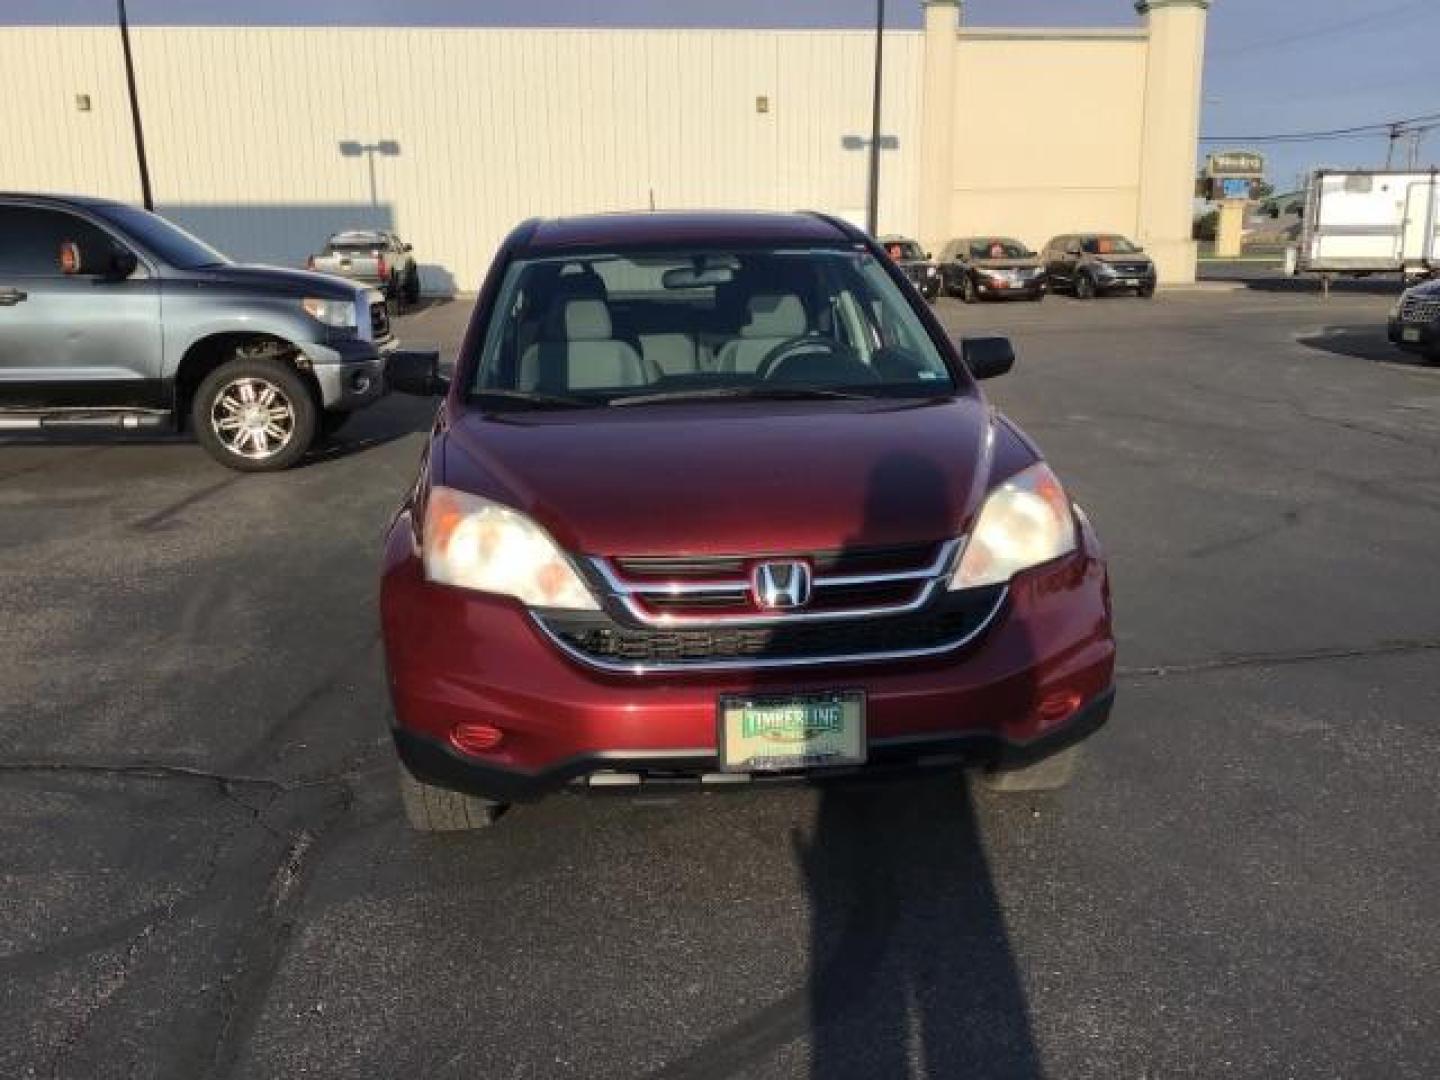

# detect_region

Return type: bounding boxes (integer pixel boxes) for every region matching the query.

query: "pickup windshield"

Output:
[970,239,1030,259]
[96,205,230,269]
[470,247,956,407]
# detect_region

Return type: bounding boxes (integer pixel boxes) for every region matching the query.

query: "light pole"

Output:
[116,0,154,210]
[866,0,886,236]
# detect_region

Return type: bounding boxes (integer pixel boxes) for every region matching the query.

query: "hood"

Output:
[1094,253,1152,266]
[1410,278,1440,298]
[440,396,999,556]
[972,256,1043,270]
[184,264,365,300]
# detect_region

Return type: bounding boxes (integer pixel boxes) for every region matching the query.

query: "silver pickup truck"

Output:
[0,193,396,471]
[308,230,421,306]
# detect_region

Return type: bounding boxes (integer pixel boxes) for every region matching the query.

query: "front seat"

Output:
[716,293,808,374]
[518,298,656,393]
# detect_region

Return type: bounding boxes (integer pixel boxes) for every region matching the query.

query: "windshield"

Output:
[95,205,230,269]
[470,247,957,406]
[970,239,1030,259]
[1081,235,1140,255]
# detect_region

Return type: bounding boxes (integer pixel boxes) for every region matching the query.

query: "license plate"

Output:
[1122,278,1140,287]
[1403,327,1422,342]
[717,692,866,772]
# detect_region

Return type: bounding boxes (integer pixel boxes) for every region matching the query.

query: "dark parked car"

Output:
[879,235,941,301]
[380,210,1115,831]
[1388,279,1440,361]
[0,194,395,470]
[940,237,1047,302]
[1042,233,1157,299]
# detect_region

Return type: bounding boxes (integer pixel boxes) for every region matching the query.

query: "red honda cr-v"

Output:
[381,211,1114,830]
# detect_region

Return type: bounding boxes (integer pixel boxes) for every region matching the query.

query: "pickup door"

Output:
[0,204,164,410]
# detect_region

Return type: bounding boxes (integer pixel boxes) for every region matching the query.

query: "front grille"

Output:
[370,300,391,340]
[596,541,956,625]
[1110,263,1149,276]
[1400,296,1440,323]
[537,585,1006,670]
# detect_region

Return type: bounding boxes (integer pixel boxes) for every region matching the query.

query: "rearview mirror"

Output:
[960,336,1015,381]
[388,346,448,396]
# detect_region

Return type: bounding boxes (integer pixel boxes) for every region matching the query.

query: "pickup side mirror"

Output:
[925,252,933,261]
[960,335,1015,381]
[388,346,448,396]
[403,243,414,253]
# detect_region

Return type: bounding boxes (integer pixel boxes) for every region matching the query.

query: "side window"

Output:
[0,206,119,277]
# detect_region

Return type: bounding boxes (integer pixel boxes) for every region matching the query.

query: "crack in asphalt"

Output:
[1117,638,1440,679]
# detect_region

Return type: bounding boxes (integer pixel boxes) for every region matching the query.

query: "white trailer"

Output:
[1286,169,1440,283]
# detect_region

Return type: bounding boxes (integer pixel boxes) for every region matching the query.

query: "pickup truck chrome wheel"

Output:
[192,355,318,472]
[211,377,296,460]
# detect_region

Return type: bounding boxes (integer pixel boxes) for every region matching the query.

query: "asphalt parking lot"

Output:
[3,277,1438,1078]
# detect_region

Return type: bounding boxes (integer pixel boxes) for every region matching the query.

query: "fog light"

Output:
[449,722,505,756]
[1036,690,1083,728]
[351,372,371,393]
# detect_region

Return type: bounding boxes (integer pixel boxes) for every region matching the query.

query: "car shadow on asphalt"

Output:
[654,450,1041,1078]
[1295,324,1437,367]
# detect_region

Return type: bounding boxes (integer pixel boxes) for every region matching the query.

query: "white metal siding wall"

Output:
[0,27,923,292]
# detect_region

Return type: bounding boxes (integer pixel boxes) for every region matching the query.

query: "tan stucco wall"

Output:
[946,31,1149,258]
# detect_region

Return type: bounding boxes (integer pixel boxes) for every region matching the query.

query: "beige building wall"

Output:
[0,27,924,292]
[947,29,1149,258]
[1,7,1209,289]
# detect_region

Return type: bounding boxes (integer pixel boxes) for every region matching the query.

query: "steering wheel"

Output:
[755,336,860,381]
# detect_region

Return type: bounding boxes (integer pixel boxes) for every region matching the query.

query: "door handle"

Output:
[0,287,27,306]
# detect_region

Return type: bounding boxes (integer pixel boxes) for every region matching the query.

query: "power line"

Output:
[1210,0,1434,62]
[1201,110,1440,145]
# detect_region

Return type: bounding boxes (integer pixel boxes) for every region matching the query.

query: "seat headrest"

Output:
[562,298,612,341]
[741,294,806,339]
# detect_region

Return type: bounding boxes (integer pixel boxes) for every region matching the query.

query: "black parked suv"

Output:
[1041,233,1157,299]
[879,236,941,301]
[0,193,395,470]
[1389,279,1440,362]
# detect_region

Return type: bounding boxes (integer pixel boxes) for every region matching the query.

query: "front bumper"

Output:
[1094,270,1156,293]
[1388,318,1440,357]
[381,515,1115,803]
[976,278,1047,299]
[302,337,391,410]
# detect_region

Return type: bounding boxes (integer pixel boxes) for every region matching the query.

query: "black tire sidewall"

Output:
[1076,272,1095,299]
[191,356,318,472]
[962,275,977,303]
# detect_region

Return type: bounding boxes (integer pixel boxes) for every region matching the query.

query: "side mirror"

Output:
[403,243,414,253]
[388,346,448,396]
[925,252,933,261]
[108,247,139,280]
[960,336,1015,381]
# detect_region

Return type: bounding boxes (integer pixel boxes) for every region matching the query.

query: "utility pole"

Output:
[117,0,154,209]
[866,0,885,236]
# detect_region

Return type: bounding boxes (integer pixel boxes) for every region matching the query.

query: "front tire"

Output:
[402,265,422,306]
[982,746,1082,792]
[1139,282,1157,299]
[397,762,506,832]
[1074,272,1097,300]
[961,274,979,304]
[192,356,316,472]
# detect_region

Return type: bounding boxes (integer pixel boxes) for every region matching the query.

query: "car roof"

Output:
[520,210,857,254]
[0,192,131,210]
[329,230,389,242]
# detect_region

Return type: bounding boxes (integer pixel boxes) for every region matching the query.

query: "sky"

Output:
[8,0,1439,192]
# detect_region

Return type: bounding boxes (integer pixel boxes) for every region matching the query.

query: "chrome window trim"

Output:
[589,538,962,627]
[530,584,1007,675]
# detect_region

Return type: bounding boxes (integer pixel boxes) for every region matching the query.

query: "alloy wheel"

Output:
[210,377,296,460]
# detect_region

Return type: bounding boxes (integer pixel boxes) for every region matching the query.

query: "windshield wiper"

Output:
[609,386,871,407]
[470,389,595,409]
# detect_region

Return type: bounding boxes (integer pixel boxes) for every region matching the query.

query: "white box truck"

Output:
[1286,169,1440,283]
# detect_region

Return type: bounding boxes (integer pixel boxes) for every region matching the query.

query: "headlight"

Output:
[926,266,939,278]
[301,297,358,328]
[950,463,1077,591]
[422,487,599,610]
